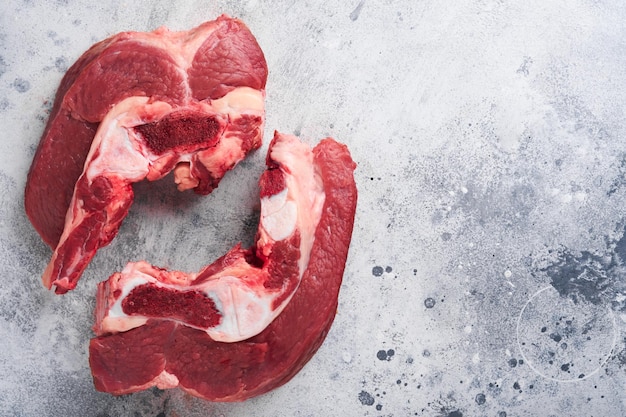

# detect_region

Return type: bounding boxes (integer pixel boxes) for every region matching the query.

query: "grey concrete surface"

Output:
[1,1,626,416]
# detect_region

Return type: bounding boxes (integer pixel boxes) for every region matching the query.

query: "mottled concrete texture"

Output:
[1,1,626,416]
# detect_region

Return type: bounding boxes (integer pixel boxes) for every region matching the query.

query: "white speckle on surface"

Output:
[341,351,352,363]
[504,270,512,278]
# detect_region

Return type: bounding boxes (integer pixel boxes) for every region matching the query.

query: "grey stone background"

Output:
[1,1,625,416]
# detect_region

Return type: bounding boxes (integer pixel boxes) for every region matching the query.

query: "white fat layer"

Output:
[86,88,263,182]
[173,162,199,191]
[98,275,151,334]
[96,135,324,343]
[202,275,274,342]
[261,189,297,241]
[195,134,245,173]
[56,88,261,240]
[99,268,276,342]
[153,370,180,390]
[53,98,154,240]
[85,98,162,181]
[45,83,265,289]
[85,87,263,182]
[265,135,326,276]
[86,127,150,181]
[193,88,264,178]
[210,87,265,115]
[99,314,149,335]
[42,98,154,288]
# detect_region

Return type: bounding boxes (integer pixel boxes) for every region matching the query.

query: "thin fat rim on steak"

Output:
[24,15,267,247]
[23,15,268,294]
[89,132,358,401]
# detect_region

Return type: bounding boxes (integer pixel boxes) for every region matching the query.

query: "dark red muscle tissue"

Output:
[25,15,357,402]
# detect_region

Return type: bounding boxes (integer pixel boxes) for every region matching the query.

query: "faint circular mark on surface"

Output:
[516,286,617,382]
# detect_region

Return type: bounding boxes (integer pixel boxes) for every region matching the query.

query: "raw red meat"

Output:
[94,132,326,342]
[89,132,358,401]
[26,16,358,402]
[24,16,268,293]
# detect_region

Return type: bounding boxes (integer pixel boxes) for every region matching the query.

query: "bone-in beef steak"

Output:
[24,15,268,293]
[93,132,327,343]
[25,16,358,402]
[90,132,357,401]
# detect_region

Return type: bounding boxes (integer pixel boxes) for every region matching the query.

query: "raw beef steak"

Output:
[89,132,358,401]
[24,15,268,293]
[94,132,326,343]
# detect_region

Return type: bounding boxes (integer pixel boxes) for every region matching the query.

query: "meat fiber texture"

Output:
[24,15,268,294]
[25,15,267,250]
[24,15,358,403]
[89,133,357,401]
